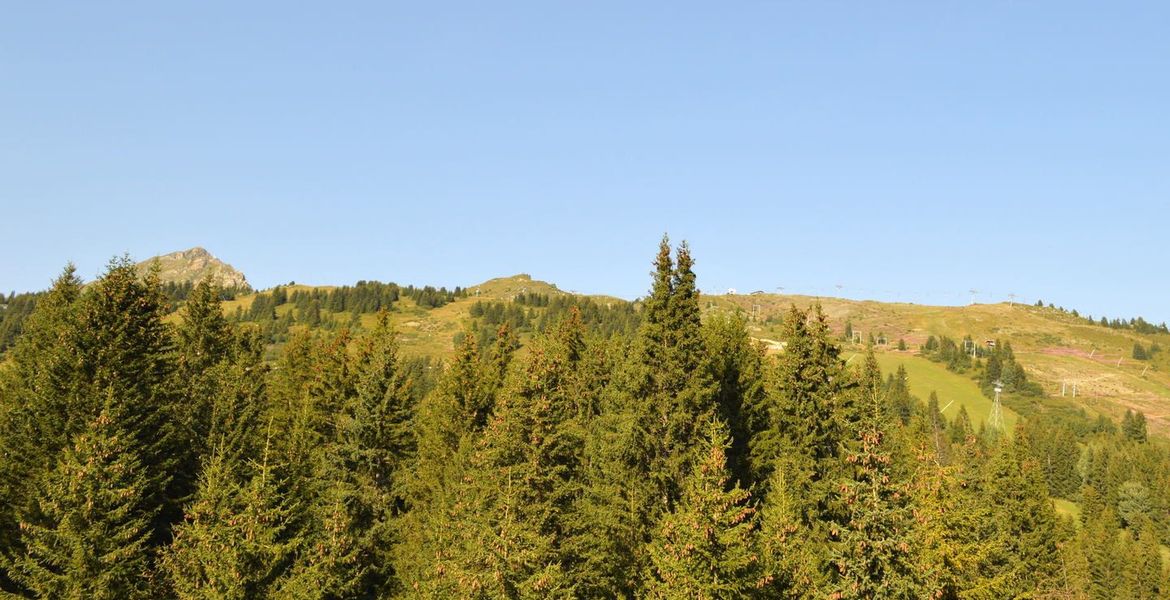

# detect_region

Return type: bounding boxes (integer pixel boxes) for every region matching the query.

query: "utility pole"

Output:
[1008,293,1016,307]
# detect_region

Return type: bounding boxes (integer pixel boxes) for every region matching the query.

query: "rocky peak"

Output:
[136,247,249,289]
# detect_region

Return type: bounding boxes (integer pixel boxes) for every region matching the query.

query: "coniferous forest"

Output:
[2,238,1170,600]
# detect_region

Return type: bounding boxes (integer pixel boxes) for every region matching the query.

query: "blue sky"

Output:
[3,2,1168,322]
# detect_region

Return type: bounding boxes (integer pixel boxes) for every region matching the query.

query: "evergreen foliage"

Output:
[643,420,758,599]
[7,406,157,600]
[1,244,1165,598]
[828,349,919,599]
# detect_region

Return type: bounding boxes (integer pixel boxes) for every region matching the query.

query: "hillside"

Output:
[707,292,1170,434]
[192,272,1170,435]
[135,247,249,289]
[9,243,1157,599]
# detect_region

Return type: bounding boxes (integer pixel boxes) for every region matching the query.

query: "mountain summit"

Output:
[135,247,249,289]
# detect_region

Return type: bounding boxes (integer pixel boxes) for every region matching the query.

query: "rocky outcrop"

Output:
[136,247,249,289]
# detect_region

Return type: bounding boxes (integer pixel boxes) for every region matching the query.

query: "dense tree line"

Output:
[0,242,1167,598]
[1098,315,1170,336]
[464,295,639,349]
[0,291,42,354]
[979,340,1044,398]
[921,335,1043,401]
[159,280,249,308]
[921,334,978,371]
[1035,299,1170,335]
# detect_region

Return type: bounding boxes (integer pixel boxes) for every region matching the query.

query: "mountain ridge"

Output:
[135,247,249,289]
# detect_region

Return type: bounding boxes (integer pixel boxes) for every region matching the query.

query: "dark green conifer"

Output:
[0,266,84,567]
[643,420,758,599]
[747,304,849,491]
[163,439,296,599]
[702,311,766,486]
[829,349,919,599]
[8,405,157,599]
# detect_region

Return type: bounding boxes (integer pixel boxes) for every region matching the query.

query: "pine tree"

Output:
[829,349,919,599]
[702,311,766,487]
[747,304,850,492]
[964,439,1063,598]
[620,239,718,504]
[756,464,827,598]
[643,419,758,599]
[8,404,157,599]
[394,325,517,594]
[0,266,84,571]
[325,310,415,597]
[163,438,297,600]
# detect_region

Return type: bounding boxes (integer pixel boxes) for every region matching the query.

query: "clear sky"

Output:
[3,2,1168,322]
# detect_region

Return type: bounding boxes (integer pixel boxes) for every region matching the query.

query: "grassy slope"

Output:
[871,351,1020,432]
[220,275,619,359]
[206,277,1170,433]
[711,293,1170,434]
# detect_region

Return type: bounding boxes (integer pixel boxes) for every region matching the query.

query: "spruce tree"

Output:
[570,238,721,596]
[177,278,234,378]
[163,440,296,600]
[328,310,415,596]
[74,259,183,545]
[394,325,517,594]
[1083,510,1121,600]
[756,464,827,598]
[950,405,974,445]
[461,313,593,597]
[0,266,84,572]
[643,419,758,599]
[1124,517,1164,599]
[2,259,182,592]
[174,277,240,515]
[8,404,157,599]
[702,311,766,487]
[746,304,850,492]
[965,440,1063,598]
[829,349,919,599]
[620,238,718,504]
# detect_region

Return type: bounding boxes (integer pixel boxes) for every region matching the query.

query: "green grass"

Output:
[1053,498,1082,525]
[871,352,1020,432]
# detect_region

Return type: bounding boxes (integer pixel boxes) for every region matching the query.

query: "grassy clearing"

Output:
[1052,498,1082,525]
[872,352,1019,431]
